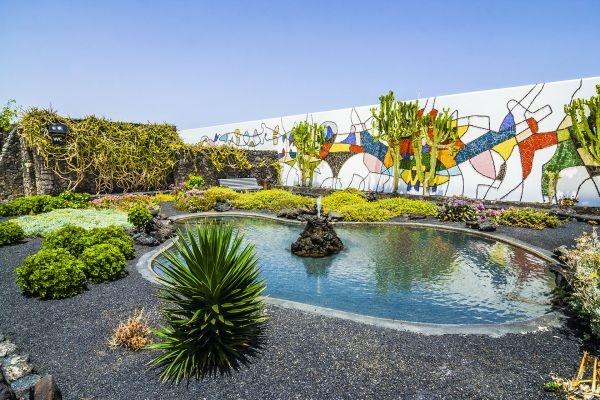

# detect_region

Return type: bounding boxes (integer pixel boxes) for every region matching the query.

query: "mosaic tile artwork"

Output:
[180,77,600,205]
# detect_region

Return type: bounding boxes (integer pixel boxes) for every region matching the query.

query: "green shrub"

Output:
[494,207,559,230]
[15,208,131,237]
[128,205,153,231]
[174,191,213,212]
[150,223,267,383]
[563,229,600,338]
[80,243,127,283]
[42,225,90,256]
[91,193,157,211]
[203,186,239,204]
[233,189,313,211]
[184,174,205,190]
[322,189,366,212]
[376,197,438,217]
[15,248,87,299]
[0,191,90,217]
[0,220,25,246]
[333,202,392,222]
[87,226,135,259]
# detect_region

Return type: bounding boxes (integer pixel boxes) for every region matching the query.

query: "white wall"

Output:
[180,77,600,205]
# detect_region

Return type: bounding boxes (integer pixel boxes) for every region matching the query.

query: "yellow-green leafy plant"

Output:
[290,121,326,187]
[0,99,20,133]
[80,243,127,283]
[565,85,599,164]
[0,220,25,246]
[493,207,560,230]
[128,205,154,231]
[181,144,252,172]
[233,189,313,211]
[150,223,267,383]
[371,92,417,193]
[19,109,181,192]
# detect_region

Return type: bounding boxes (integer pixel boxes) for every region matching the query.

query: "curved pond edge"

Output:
[136,210,564,337]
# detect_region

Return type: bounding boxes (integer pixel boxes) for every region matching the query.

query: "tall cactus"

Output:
[565,84,600,164]
[425,109,458,192]
[371,91,419,193]
[291,121,326,187]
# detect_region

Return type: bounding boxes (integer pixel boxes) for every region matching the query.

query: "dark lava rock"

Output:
[553,245,569,262]
[407,214,426,220]
[465,220,480,229]
[277,209,301,219]
[326,211,343,221]
[478,221,496,232]
[365,192,378,202]
[214,202,232,212]
[133,233,160,247]
[32,375,62,400]
[291,216,343,258]
[0,369,16,400]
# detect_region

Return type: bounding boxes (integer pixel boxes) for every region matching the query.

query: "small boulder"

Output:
[477,221,497,232]
[0,369,16,400]
[327,211,343,221]
[214,202,232,212]
[553,245,569,262]
[277,209,300,220]
[0,342,17,358]
[32,375,62,400]
[133,233,160,247]
[3,355,33,381]
[291,216,344,258]
[11,374,40,399]
[465,220,480,229]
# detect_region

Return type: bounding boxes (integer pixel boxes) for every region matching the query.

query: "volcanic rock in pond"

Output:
[0,369,16,400]
[291,216,343,258]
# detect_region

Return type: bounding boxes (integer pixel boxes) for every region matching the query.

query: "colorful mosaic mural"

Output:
[180,77,600,206]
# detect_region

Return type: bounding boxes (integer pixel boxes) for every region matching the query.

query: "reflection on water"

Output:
[154,217,556,324]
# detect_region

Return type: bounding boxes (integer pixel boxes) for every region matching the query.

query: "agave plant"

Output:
[149,222,267,384]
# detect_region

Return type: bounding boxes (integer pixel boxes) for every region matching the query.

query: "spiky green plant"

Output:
[565,84,599,164]
[291,121,326,187]
[149,223,267,384]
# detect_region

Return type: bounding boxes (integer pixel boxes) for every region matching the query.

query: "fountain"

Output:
[291,196,344,258]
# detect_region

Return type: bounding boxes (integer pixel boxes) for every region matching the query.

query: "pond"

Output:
[152,216,556,325]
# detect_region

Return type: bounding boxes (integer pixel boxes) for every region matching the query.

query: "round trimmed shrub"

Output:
[15,248,87,299]
[42,225,90,256]
[80,243,127,283]
[88,226,135,259]
[0,220,25,246]
[128,205,153,231]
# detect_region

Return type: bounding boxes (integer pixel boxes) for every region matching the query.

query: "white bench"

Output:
[218,178,262,191]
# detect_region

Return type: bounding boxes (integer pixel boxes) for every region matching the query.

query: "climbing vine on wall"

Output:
[181,143,252,172]
[19,109,182,193]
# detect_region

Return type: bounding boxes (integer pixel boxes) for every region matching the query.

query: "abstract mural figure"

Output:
[179,77,600,205]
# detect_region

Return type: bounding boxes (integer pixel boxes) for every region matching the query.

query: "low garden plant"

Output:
[150,223,267,383]
[493,207,559,230]
[0,220,25,246]
[437,197,480,222]
[109,309,152,351]
[174,187,241,212]
[15,208,131,237]
[128,205,154,231]
[91,193,158,211]
[15,248,87,299]
[563,229,600,338]
[0,191,90,217]
[233,189,313,211]
[81,243,127,283]
[184,174,205,190]
[87,226,135,259]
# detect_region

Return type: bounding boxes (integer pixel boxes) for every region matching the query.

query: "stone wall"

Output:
[174,150,280,188]
[0,128,25,200]
[0,131,280,198]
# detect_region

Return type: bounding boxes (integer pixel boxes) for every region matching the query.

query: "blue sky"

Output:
[1,0,599,129]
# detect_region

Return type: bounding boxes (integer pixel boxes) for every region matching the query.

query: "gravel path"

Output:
[0,216,593,399]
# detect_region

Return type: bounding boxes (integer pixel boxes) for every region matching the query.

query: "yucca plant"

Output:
[149,222,267,384]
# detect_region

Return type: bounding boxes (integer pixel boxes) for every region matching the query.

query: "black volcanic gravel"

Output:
[0,215,593,399]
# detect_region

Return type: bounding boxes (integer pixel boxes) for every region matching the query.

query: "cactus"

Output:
[424,109,458,192]
[565,84,600,164]
[371,91,419,193]
[291,121,326,187]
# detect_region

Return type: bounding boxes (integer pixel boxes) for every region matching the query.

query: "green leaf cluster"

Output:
[81,243,127,283]
[290,121,326,187]
[0,220,25,246]
[493,208,560,230]
[565,85,600,163]
[128,205,154,231]
[150,223,267,383]
[0,191,90,217]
